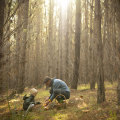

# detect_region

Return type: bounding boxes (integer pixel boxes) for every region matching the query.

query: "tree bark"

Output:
[71,0,81,89]
[85,0,88,84]
[0,0,5,93]
[58,6,63,80]
[89,0,95,90]
[17,0,29,93]
[35,10,41,85]
[94,0,105,103]
[114,0,120,106]
[65,1,71,84]
[48,0,54,77]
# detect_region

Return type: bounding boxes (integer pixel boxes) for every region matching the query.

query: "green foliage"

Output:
[105,81,117,88]
[36,89,49,98]
[23,29,27,33]
[0,83,119,120]
[54,113,68,120]
[107,111,117,120]
[7,101,30,120]
[36,84,43,89]
[77,84,90,90]
[9,110,29,120]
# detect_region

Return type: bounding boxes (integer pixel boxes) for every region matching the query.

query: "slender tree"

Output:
[65,0,71,84]
[89,0,95,90]
[5,0,12,89]
[84,0,89,84]
[0,0,5,93]
[71,0,81,89]
[48,0,54,77]
[59,6,63,80]
[94,0,105,103]
[35,10,41,85]
[17,0,29,93]
[114,0,120,106]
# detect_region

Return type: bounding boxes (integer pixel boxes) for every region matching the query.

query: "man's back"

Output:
[53,79,70,92]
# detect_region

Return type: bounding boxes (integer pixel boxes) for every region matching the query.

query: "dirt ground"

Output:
[0,83,120,120]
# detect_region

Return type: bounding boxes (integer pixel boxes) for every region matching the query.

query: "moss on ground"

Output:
[0,82,119,120]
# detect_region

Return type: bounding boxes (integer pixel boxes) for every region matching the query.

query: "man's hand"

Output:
[44,99,51,106]
[45,97,49,102]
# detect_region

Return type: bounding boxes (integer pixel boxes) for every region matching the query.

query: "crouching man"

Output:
[44,77,70,106]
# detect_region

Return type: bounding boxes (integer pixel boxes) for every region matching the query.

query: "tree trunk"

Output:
[85,0,88,84]
[89,0,95,90]
[94,0,105,103]
[117,73,120,105]
[48,0,54,77]
[114,0,120,106]
[0,0,5,93]
[15,0,21,91]
[59,6,63,80]
[35,10,41,85]
[65,1,71,84]
[17,0,29,93]
[117,33,120,105]
[5,0,12,89]
[71,0,81,89]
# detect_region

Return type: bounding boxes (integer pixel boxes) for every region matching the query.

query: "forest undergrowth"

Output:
[0,82,120,120]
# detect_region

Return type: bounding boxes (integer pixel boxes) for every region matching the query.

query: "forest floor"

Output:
[0,82,120,120]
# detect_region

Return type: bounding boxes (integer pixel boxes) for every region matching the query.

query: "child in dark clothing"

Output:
[23,88,40,111]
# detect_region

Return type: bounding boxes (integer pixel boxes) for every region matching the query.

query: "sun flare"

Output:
[55,0,69,11]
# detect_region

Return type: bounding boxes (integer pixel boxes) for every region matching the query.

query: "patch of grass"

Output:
[27,112,42,120]
[36,89,49,98]
[105,81,117,89]
[77,81,117,91]
[54,113,68,120]
[107,111,117,120]
[0,82,119,120]
[77,84,90,90]
[0,103,8,109]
